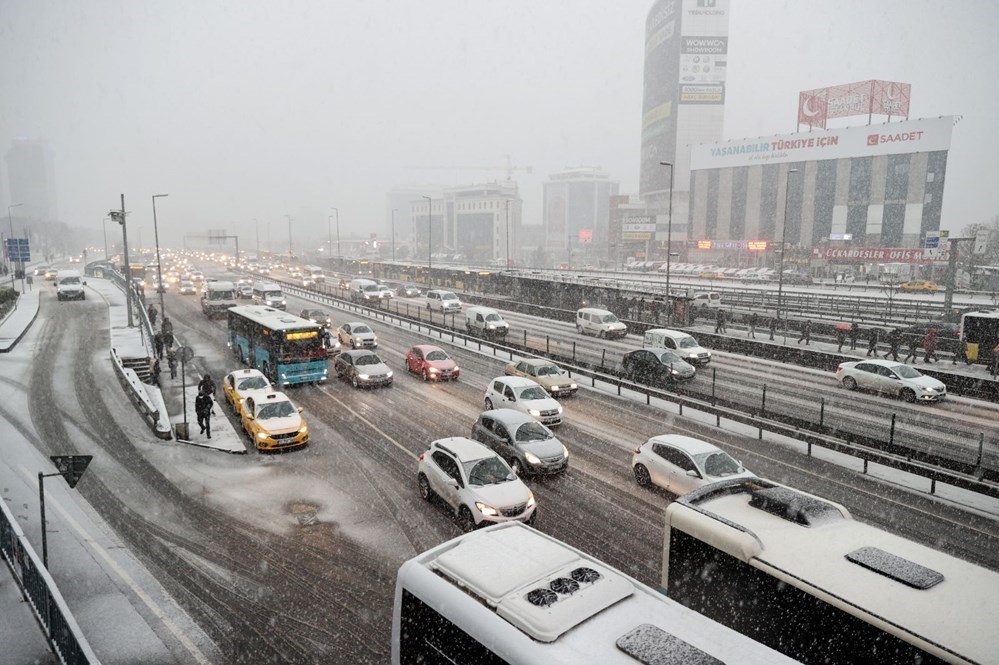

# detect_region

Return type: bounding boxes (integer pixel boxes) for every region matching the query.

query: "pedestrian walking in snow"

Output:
[923,328,940,363]
[867,328,881,358]
[162,329,175,351]
[149,357,161,387]
[849,322,860,350]
[195,390,215,439]
[886,329,902,362]
[161,317,173,335]
[167,348,177,379]
[153,332,164,360]
[797,320,812,345]
[147,304,157,326]
[836,327,847,353]
[198,373,216,397]
[714,309,726,334]
[768,316,778,341]
[903,335,920,363]
[748,312,758,339]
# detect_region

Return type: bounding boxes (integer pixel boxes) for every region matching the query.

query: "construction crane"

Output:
[409,154,533,181]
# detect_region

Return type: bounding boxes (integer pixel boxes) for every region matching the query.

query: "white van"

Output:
[464,306,509,337]
[201,280,237,317]
[251,282,286,310]
[426,289,462,313]
[55,270,86,301]
[643,328,712,366]
[349,278,382,303]
[575,308,627,339]
[691,291,721,309]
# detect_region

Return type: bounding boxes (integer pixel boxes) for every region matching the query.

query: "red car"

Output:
[405,345,460,381]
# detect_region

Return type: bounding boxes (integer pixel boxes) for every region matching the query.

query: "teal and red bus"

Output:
[227,306,329,386]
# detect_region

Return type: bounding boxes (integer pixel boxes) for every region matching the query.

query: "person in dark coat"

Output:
[867,328,881,358]
[923,328,939,363]
[768,316,778,341]
[167,348,178,379]
[195,390,215,439]
[903,334,920,363]
[835,327,847,353]
[748,312,758,339]
[162,329,175,351]
[147,304,157,326]
[797,320,812,345]
[952,339,968,365]
[153,332,164,360]
[161,317,174,335]
[886,329,902,362]
[848,322,860,350]
[198,373,217,396]
[714,309,726,334]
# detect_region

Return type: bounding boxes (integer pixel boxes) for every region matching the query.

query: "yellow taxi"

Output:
[899,280,940,293]
[241,392,309,452]
[222,369,273,418]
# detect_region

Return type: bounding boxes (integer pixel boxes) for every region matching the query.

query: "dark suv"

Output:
[471,408,568,476]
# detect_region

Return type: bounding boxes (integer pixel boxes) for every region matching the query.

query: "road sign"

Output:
[5,238,30,262]
[974,229,991,255]
[178,345,195,363]
[49,455,93,489]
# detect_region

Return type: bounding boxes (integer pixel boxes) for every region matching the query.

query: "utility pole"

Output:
[505,199,511,268]
[152,193,169,318]
[423,196,432,287]
[942,236,975,320]
[286,215,293,259]
[775,169,799,326]
[391,208,397,262]
[111,194,134,327]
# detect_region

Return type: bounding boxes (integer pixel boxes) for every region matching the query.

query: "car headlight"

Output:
[429,367,439,374]
[475,502,499,517]
[488,324,495,329]
[561,444,569,459]
[569,383,577,389]
[527,492,536,509]
[358,373,369,380]
[671,369,681,375]
[524,452,542,465]
[299,425,309,435]
[372,335,378,341]
[453,366,459,372]
[556,406,563,414]
[528,409,541,417]
[550,385,560,392]
[386,371,393,378]
[256,431,269,440]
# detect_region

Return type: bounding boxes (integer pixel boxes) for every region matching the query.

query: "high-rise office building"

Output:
[5,138,58,223]
[543,167,619,264]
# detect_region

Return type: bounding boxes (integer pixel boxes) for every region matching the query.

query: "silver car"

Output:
[471,409,569,476]
[632,434,755,495]
[835,359,946,403]
[334,350,393,388]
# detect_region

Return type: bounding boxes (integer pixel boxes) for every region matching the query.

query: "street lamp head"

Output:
[153,193,169,198]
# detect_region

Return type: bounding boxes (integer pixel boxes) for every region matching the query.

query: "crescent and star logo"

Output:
[801,96,821,118]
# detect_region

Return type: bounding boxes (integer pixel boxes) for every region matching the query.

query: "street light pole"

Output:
[285,214,293,259]
[332,207,340,262]
[423,196,432,287]
[102,216,110,266]
[775,168,799,327]
[327,213,334,269]
[659,162,674,323]
[391,208,397,262]
[111,194,134,327]
[7,203,22,288]
[505,199,511,268]
[151,193,169,318]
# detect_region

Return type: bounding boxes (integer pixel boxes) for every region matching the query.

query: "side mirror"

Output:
[83,280,87,285]
[297,406,304,413]
[686,469,699,478]
[445,477,459,488]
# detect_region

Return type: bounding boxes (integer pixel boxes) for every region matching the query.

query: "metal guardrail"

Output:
[279,280,999,500]
[1,497,101,664]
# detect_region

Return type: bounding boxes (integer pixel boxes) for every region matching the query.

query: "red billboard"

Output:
[798,80,911,130]
[811,247,948,263]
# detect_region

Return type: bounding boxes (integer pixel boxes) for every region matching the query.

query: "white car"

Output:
[426,289,462,313]
[178,280,197,295]
[337,322,378,349]
[835,359,946,403]
[417,437,537,532]
[483,376,563,427]
[632,435,755,495]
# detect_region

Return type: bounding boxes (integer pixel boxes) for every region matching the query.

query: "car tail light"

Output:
[836,364,843,372]
[418,453,424,462]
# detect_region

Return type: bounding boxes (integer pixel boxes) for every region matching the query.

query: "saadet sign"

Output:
[691,116,953,170]
[811,247,950,263]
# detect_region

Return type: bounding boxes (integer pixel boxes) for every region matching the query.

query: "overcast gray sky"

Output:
[2,0,997,251]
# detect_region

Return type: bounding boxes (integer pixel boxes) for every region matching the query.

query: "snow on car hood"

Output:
[521,395,560,411]
[517,438,564,459]
[908,375,945,390]
[259,414,302,433]
[471,478,531,508]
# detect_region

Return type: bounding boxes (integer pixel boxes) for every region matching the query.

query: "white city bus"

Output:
[391,521,800,665]
[662,478,999,665]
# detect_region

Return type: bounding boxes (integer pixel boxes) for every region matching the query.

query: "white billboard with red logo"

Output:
[691,116,953,171]
[798,80,911,129]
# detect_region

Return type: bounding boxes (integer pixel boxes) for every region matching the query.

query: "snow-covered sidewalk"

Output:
[0,284,41,352]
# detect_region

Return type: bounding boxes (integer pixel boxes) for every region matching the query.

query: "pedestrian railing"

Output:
[0,497,101,665]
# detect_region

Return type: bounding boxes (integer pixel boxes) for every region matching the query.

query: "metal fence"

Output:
[0,497,101,664]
